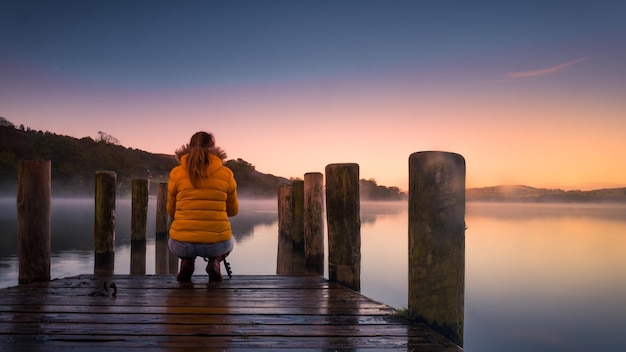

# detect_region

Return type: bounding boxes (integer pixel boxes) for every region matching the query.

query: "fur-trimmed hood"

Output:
[174,144,227,162]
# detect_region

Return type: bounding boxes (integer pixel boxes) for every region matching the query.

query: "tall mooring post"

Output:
[408,151,465,346]
[17,160,51,284]
[325,163,361,291]
[94,171,117,276]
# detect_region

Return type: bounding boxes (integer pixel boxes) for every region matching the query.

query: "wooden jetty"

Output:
[10,154,466,350]
[0,274,461,351]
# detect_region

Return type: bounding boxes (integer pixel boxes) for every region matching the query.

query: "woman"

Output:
[166,131,238,282]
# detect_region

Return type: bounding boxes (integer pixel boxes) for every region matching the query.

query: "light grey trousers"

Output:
[168,237,234,259]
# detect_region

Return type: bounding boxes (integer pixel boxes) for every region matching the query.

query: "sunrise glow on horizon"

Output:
[1,1,625,191]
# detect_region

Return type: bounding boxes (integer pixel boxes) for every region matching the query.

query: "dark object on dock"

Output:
[223,258,232,278]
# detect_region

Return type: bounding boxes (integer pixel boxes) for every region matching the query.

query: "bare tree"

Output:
[97,131,120,145]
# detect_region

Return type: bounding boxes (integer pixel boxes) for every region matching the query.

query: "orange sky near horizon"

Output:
[4,65,625,192]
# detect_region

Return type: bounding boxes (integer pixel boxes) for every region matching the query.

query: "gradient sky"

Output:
[2,0,625,191]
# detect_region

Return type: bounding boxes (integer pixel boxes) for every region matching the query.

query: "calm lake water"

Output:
[1,197,625,352]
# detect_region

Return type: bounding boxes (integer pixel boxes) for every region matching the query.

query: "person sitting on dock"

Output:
[166,131,239,282]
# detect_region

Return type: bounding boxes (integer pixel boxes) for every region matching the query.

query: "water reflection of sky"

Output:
[1,198,625,352]
[465,203,626,352]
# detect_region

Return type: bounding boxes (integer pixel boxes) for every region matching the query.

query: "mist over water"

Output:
[1,197,625,351]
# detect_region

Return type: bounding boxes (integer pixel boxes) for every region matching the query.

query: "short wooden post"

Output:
[94,171,116,276]
[131,178,149,275]
[408,151,465,347]
[17,160,51,284]
[292,180,305,252]
[304,172,324,275]
[155,183,169,275]
[277,185,292,274]
[166,183,178,273]
[277,185,293,242]
[325,163,360,291]
[155,182,168,235]
[276,184,307,275]
[131,178,149,241]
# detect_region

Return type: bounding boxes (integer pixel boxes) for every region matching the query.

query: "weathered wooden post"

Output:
[325,163,360,291]
[17,160,51,284]
[304,172,324,275]
[131,178,149,275]
[165,181,178,275]
[94,171,116,276]
[408,151,465,347]
[131,178,149,241]
[276,184,307,274]
[292,180,305,252]
[155,182,169,275]
[155,183,168,235]
[276,185,292,274]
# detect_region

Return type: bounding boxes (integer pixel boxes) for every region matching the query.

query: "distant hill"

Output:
[0,118,402,199]
[466,185,626,203]
[223,158,290,198]
[0,122,290,197]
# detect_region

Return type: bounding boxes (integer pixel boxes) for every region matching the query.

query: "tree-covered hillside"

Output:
[0,117,288,197]
[0,123,171,195]
[1,117,406,199]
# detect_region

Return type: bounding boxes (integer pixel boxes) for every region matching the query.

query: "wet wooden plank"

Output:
[0,275,462,351]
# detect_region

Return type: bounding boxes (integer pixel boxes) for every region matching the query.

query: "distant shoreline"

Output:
[2,185,626,203]
[466,185,626,203]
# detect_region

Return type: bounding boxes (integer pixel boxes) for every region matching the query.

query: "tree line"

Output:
[1,117,405,200]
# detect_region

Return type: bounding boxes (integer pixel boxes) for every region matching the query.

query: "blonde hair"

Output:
[175,131,227,187]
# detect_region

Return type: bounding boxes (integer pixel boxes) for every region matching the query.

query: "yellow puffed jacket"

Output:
[167,153,238,243]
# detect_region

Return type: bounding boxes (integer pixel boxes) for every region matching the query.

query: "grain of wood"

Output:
[0,275,462,351]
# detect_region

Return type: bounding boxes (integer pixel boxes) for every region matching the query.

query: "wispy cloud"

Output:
[503,57,590,79]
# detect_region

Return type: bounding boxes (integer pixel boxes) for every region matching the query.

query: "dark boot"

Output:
[206,257,222,282]
[206,251,230,282]
[177,257,195,282]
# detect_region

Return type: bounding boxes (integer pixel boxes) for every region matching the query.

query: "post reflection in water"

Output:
[1,198,626,351]
[130,240,146,275]
[154,232,169,275]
